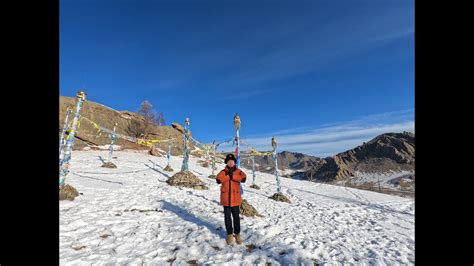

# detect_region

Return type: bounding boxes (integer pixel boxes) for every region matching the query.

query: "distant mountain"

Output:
[336,132,415,172]
[298,132,414,180]
[241,132,414,197]
[239,151,321,177]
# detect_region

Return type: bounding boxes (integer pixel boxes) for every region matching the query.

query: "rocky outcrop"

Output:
[60,96,192,153]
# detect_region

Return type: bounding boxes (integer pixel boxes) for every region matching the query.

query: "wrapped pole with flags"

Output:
[233,113,243,195]
[272,136,281,193]
[181,118,190,171]
[59,106,72,160]
[167,135,172,167]
[59,91,86,187]
[251,155,256,185]
[211,140,216,176]
[107,122,118,163]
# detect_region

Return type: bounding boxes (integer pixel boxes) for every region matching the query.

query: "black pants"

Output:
[224,206,240,235]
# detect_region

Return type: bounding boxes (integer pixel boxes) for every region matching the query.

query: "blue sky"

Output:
[60,0,414,157]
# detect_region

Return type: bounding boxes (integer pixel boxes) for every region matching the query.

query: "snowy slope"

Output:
[60,151,414,265]
[350,171,415,190]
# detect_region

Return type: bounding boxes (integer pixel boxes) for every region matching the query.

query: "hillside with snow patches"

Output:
[60,150,414,265]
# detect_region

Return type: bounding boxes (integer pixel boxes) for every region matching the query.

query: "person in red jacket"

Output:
[216,153,247,245]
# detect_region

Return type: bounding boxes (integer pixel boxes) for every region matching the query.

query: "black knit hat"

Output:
[224,153,236,163]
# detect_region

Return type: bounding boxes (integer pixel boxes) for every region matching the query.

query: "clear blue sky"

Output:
[60,0,414,157]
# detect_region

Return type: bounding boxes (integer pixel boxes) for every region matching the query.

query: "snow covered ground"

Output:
[351,170,415,190]
[82,145,123,151]
[60,151,414,265]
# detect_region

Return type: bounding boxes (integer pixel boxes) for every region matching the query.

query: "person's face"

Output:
[227,159,235,168]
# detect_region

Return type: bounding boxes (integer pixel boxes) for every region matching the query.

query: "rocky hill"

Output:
[59,96,193,155]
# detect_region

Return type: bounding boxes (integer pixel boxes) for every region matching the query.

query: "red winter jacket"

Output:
[216,166,246,207]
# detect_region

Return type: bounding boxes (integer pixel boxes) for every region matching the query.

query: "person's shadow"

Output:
[160,200,225,239]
